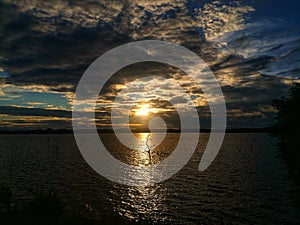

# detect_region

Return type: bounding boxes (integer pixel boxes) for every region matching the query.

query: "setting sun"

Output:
[135,104,150,116]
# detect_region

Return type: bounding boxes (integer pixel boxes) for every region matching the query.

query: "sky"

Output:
[0,0,300,130]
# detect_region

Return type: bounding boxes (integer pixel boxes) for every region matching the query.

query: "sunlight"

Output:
[135,104,150,116]
[136,132,149,140]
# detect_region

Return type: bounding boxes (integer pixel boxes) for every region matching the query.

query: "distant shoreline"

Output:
[0,127,272,134]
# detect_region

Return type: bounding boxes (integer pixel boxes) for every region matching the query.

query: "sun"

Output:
[135,104,150,116]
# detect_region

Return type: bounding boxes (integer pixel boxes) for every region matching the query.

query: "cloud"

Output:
[194,1,255,41]
[0,105,71,117]
[210,19,300,80]
[0,0,299,129]
[0,0,255,87]
[3,0,125,33]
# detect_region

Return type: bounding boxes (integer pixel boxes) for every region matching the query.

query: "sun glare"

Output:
[135,104,150,116]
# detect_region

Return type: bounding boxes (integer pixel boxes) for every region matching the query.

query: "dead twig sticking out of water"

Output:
[47,136,51,146]
[145,134,152,164]
[46,136,59,151]
[55,140,60,151]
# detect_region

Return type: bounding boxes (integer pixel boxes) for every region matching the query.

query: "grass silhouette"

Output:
[0,184,156,225]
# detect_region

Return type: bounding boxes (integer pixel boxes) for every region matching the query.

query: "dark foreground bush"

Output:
[0,184,155,225]
[272,84,300,208]
[272,83,300,180]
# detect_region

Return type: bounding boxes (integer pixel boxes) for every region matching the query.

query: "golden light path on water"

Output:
[110,106,169,217]
[112,133,168,221]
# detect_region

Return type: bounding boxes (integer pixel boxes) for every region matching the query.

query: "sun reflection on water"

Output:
[111,182,168,222]
[109,132,168,222]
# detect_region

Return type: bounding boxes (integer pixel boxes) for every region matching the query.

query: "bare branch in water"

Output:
[145,134,152,164]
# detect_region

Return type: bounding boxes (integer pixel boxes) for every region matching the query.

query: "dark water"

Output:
[0,133,299,224]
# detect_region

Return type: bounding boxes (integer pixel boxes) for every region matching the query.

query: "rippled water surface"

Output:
[0,133,299,224]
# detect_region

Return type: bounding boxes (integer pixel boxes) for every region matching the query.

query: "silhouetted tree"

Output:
[272,83,300,179]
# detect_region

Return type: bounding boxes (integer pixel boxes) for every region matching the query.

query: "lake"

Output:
[0,133,299,224]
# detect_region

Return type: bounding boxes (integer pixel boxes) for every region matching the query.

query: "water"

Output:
[0,133,299,224]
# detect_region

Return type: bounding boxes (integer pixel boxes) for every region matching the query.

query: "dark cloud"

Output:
[0,0,132,86]
[0,105,71,117]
